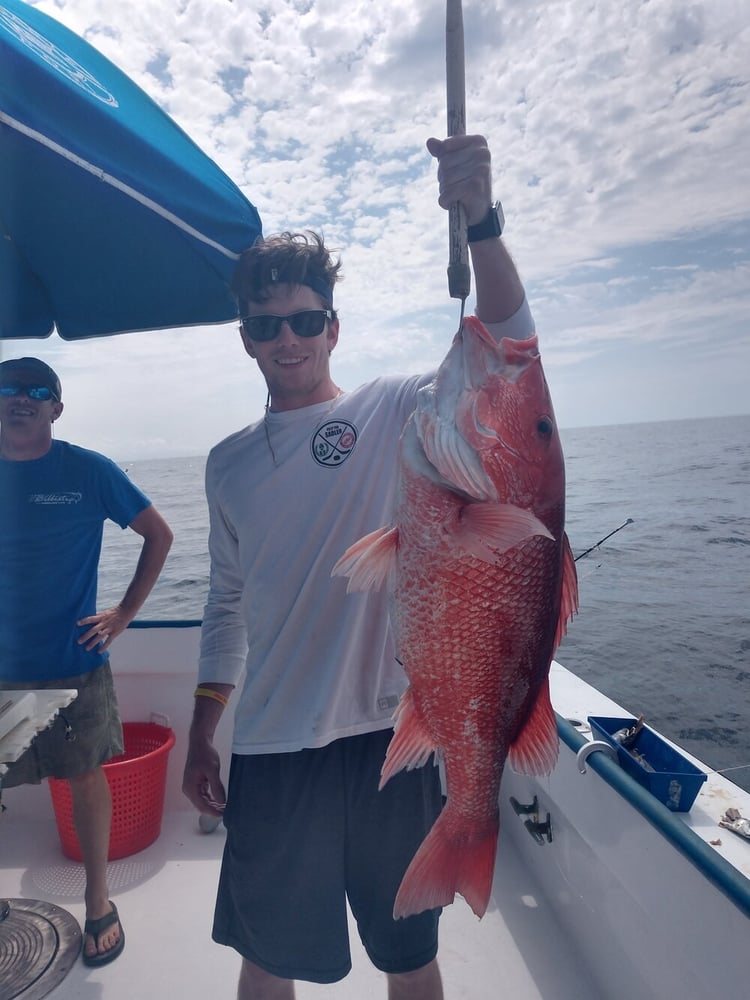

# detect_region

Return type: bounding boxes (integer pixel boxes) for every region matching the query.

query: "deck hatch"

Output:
[0,898,80,1000]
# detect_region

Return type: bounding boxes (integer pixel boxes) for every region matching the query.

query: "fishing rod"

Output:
[574,518,634,563]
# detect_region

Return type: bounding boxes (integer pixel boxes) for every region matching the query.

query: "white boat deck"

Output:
[0,783,600,999]
[3,627,749,999]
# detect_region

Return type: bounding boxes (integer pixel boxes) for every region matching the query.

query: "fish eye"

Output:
[536,416,554,438]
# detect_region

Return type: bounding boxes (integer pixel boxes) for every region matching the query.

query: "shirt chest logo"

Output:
[28,491,82,505]
[311,420,358,468]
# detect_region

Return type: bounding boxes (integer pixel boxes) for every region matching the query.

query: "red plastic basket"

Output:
[49,722,175,862]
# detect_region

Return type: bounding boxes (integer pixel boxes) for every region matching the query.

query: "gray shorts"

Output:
[213,729,443,983]
[0,662,123,787]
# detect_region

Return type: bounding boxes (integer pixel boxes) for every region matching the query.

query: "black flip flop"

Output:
[81,900,125,967]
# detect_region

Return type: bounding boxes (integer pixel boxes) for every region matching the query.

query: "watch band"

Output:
[467,201,505,243]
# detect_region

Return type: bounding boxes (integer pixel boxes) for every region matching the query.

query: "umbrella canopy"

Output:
[0,0,262,340]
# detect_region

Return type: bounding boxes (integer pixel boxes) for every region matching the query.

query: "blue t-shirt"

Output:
[0,440,150,681]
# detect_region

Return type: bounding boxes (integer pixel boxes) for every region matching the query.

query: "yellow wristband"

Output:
[194,686,228,707]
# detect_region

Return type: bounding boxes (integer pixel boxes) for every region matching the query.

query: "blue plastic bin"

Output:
[588,716,707,812]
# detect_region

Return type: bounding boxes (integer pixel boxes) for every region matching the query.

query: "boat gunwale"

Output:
[557,715,750,920]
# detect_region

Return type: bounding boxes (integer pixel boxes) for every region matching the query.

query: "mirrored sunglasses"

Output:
[241,309,332,343]
[0,384,59,401]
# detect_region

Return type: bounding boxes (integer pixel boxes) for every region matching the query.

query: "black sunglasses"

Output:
[0,384,59,401]
[241,309,333,343]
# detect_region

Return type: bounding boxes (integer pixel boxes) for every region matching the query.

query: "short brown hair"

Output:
[231,231,342,315]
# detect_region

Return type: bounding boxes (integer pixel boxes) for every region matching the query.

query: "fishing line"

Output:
[705,763,750,776]
[575,564,603,582]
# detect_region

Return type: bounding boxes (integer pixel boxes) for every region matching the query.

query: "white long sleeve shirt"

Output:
[199,302,534,754]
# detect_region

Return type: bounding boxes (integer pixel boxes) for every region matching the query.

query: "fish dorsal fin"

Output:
[414,404,497,501]
[452,503,554,563]
[553,533,579,650]
[508,677,559,776]
[331,524,399,593]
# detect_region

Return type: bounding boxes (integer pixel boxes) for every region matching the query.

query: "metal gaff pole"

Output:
[446,0,471,306]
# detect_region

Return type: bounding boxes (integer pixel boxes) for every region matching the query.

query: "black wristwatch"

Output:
[467,201,505,243]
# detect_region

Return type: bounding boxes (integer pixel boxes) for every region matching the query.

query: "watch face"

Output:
[493,201,505,233]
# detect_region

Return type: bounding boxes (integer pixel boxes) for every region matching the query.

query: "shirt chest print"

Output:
[311,419,358,468]
[28,491,83,505]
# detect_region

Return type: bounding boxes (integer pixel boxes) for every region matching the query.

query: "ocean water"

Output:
[97,414,750,793]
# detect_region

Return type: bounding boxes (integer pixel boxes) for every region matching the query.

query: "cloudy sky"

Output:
[6,0,750,460]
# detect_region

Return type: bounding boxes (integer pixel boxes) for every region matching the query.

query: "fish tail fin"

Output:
[393,809,498,920]
[379,689,436,789]
[508,677,559,776]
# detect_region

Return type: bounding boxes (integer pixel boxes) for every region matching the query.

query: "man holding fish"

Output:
[183,132,574,998]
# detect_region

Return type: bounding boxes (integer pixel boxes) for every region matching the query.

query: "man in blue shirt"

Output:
[0,356,173,966]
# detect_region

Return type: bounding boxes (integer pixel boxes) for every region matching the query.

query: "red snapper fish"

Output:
[333,316,578,920]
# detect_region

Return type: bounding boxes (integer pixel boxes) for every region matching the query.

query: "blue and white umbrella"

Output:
[0,0,262,341]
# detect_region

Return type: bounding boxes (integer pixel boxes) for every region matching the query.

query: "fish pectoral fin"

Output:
[553,533,579,650]
[379,690,436,788]
[331,524,399,593]
[452,503,554,563]
[508,677,559,776]
[415,407,498,501]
